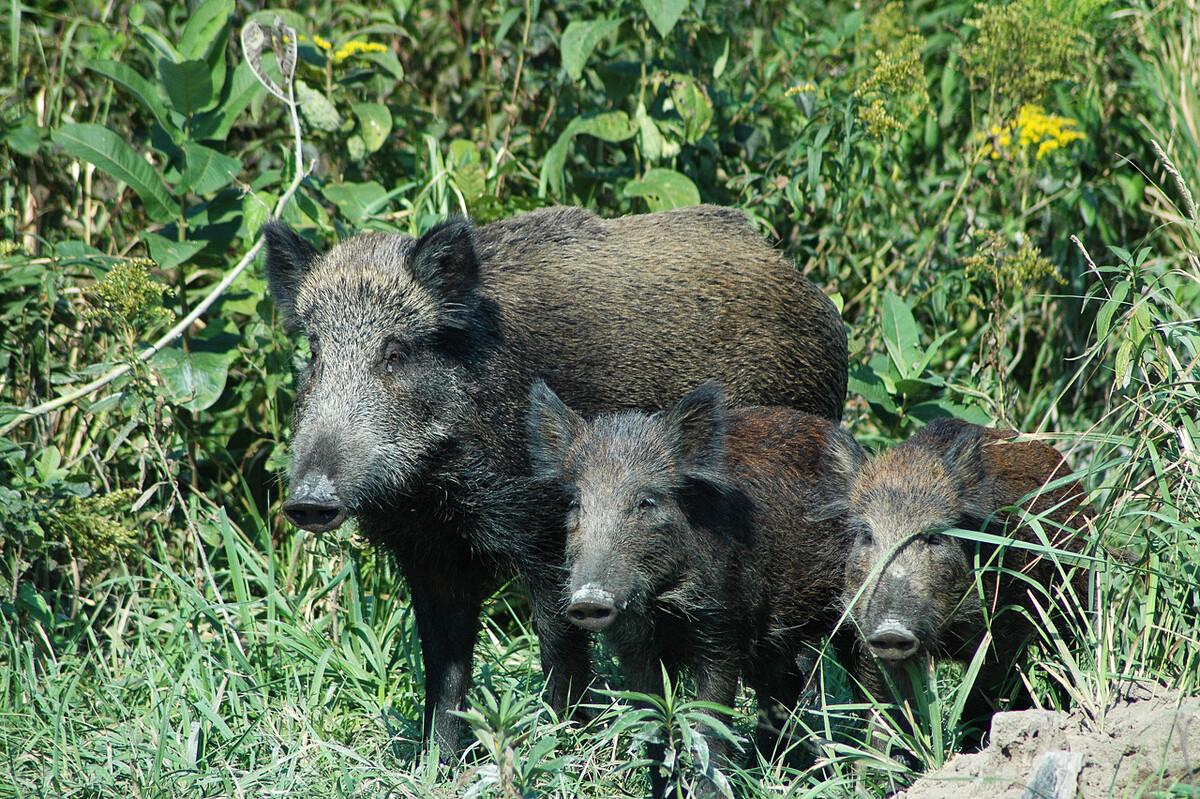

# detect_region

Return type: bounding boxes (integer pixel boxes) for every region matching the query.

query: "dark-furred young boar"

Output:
[526,380,861,792]
[261,205,849,758]
[836,417,1093,737]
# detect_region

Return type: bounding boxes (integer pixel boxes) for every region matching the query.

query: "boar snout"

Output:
[566,584,619,632]
[866,620,920,662]
[284,472,347,532]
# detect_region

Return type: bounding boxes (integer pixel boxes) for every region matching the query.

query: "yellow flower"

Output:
[785,82,818,97]
[987,104,1085,162]
[332,40,388,64]
[311,35,333,51]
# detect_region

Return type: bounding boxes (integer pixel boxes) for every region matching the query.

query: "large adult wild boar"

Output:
[836,418,1094,740]
[261,205,848,757]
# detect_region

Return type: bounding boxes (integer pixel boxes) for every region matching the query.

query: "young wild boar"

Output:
[261,205,849,759]
[837,418,1093,740]
[526,380,862,793]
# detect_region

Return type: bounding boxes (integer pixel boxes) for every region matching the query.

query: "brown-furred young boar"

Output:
[527,380,861,794]
[836,417,1094,740]
[261,205,849,759]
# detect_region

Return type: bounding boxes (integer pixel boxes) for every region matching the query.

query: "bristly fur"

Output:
[261,204,851,759]
[527,382,863,771]
[840,417,1095,744]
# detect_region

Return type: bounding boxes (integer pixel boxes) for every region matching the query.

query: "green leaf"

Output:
[361,50,405,81]
[190,62,266,142]
[623,168,700,211]
[1,122,42,156]
[158,58,215,116]
[144,232,205,271]
[636,102,665,162]
[352,103,392,153]
[1114,339,1134,389]
[538,111,637,197]
[180,141,241,195]
[669,76,712,143]
[179,0,234,61]
[641,0,687,37]
[16,582,53,629]
[84,59,175,137]
[295,80,342,132]
[136,24,182,62]
[324,180,391,224]
[51,123,177,223]
[560,18,621,81]
[153,348,233,412]
[881,291,922,379]
[1096,281,1130,340]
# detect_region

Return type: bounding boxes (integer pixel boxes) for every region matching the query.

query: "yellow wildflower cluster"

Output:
[332,40,388,64]
[297,34,386,65]
[784,82,818,97]
[987,104,1086,161]
[853,34,929,139]
[295,34,332,50]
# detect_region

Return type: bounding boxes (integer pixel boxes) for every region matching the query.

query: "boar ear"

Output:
[527,380,584,480]
[941,427,991,514]
[826,426,866,489]
[261,221,320,329]
[410,218,480,319]
[666,381,727,478]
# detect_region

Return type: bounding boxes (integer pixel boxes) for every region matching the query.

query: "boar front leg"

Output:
[405,560,491,762]
[694,662,740,795]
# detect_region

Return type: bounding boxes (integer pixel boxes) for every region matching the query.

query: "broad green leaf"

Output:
[153,347,233,412]
[711,35,729,78]
[324,180,391,224]
[623,168,700,211]
[1114,339,1134,388]
[641,0,687,37]
[560,18,620,81]
[144,231,205,271]
[539,112,637,198]
[136,24,181,62]
[881,291,921,378]
[1096,281,1130,340]
[1,122,42,156]
[669,75,712,142]
[180,141,241,195]
[179,0,234,60]
[352,103,392,153]
[295,80,341,132]
[84,59,175,136]
[361,50,405,81]
[242,190,277,240]
[909,400,992,426]
[636,103,665,161]
[190,62,266,142]
[16,582,52,629]
[51,123,177,223]
[159,58,215,116]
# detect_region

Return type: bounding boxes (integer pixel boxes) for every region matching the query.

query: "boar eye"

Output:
[638,497,657,511]
[858,528,875,545]
[924,532,947,546]
[381,339,408,372]
[567,496,580,511]
[308,337,320,359]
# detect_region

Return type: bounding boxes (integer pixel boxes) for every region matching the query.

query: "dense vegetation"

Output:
[0,0,1196,795]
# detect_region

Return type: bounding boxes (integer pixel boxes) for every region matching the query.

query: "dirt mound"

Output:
[897,688,1200,798]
